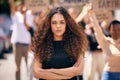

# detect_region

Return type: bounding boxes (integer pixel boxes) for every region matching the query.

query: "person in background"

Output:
[89,10,120,80]
[83,15,105,80]
[0,14,12,58]
[31,7,88,80]
[24,9,36,80]
[9,0,32,80]
[75,4,105,80]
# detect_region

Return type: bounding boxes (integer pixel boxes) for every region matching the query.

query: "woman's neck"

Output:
[54,36,63,41]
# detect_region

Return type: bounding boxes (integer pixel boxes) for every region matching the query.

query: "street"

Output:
[0,53,27,80]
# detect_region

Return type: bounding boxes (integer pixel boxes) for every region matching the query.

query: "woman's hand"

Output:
[75,3,92,22]
[82,3,92,16]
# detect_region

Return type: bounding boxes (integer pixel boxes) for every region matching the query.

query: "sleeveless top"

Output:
[40,41,83,80]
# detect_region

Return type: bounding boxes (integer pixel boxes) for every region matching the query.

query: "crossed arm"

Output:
[33,54,84,79]
[33,58,72,79]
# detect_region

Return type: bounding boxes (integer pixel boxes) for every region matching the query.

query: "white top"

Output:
[11,11,31,44]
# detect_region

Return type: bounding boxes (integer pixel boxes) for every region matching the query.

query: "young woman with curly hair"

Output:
[31,7,88,80]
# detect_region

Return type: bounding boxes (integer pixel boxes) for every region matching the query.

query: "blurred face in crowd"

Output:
[51,13,66,40]
[109,24,120,40]
[17,3,26,13]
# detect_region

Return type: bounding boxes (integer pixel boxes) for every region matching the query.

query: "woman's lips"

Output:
[56,30,62,32]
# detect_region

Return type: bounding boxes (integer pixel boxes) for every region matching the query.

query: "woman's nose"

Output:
[56,24,61,28]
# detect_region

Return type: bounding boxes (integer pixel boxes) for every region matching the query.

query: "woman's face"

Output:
[51,13,66,40]
[109,24,120,40]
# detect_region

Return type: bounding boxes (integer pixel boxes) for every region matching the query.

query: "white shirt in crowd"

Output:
[11,11,32,44]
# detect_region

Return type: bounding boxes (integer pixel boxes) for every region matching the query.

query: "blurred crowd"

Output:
[0,0,120,80]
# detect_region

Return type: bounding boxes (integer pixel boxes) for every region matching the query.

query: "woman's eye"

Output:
[60,21,65,24]
[52,21,57,24]
[51,21,65,25]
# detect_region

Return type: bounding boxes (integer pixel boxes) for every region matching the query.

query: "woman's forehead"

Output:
[51,13,65,21]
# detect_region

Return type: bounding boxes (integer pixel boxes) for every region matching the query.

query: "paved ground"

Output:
[0,53,27,80]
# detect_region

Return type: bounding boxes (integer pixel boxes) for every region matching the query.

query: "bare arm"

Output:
[33,58,72,79]
[75,3,92,23]
[9,0,15,16]
[24,13,31,30]
[46,54,84,77]
[89,11,112,56]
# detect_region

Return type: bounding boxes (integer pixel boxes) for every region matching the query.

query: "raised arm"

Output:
[9,0,15,16]
[89,12,105,43]
[89,11,112,56]
[33,57,72,79]
[75,3,92,23]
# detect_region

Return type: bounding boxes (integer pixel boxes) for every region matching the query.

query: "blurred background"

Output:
[0,0,120,80]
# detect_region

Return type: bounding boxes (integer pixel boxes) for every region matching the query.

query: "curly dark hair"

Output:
[31,7,88,62]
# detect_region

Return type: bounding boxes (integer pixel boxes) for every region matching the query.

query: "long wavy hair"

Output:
[31,7,88,62]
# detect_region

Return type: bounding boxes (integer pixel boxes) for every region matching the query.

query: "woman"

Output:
[31,7,88,80]
[89,12,120,80]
